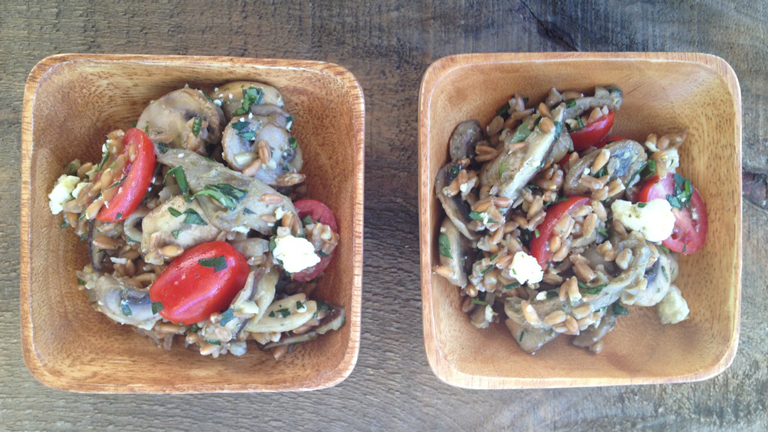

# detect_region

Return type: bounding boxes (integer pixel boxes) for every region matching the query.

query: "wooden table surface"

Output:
[2,1,766,431]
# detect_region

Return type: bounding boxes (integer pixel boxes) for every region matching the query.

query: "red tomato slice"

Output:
[638,174,708,254]
[292,199,338,282]
[571,111,614,151]
[530,196,591,268]
[149,241,249,325]
[96,128,156,223]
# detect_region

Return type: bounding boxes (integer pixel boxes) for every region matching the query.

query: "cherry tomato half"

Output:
[149,241,249,325]
[571,111,614,151]
[530,196,591,269]
[638,174,708,255]
[292,199,339,282]
[96,128,157,223]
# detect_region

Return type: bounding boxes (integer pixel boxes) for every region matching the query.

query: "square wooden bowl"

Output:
[419,52,742,389]
[21,54,364,393]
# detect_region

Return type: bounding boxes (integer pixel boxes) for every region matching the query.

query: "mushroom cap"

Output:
[209,81,284,121]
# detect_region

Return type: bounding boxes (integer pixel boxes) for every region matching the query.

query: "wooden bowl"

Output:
[21,54,364,393]
[418,52,742,389]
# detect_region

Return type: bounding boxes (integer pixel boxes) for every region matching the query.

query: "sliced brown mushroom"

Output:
[435,163,476,239]
[86,274,161,329]
[140,196,222,256]
[263,304,346,349]
[449,120,484,162]
[137,88,226,155]
[437,217,472,287]
[221,113,302,186]
[480,104,565,203]
[573,309,616,348]
[563,86,623,120]
[632,250,679,307]
[563,140,648,196]
[209,81,284,121]
[505,319,557,354]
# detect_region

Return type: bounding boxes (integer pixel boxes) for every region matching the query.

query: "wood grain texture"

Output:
[1,0,766,430]
[419,52,741,389]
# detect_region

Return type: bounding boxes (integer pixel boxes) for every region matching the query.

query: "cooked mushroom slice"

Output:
[573,309,617,348]
[505,319,556,354]
[155,147,301,236]
[263,304,346,349]
[562,86,623,120]
[632,250,679,307]
[480,104,566,203]
[548,127,572,164]
[140,196,221,257]
[449,120,483,162]
[137,88,226,155]
[122,206,150,244]
[221,114,303,186]
[563,140,648,196]
[435,163,476,239]
[243,294,317,333]
[437,217,472,287]
[87,274,161,329]
[209,81,284,121]
[88,220,107,271]
[230,238,270,261]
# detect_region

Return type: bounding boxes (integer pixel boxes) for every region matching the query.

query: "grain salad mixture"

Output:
[49,82,345,359]
[433,86,709,354]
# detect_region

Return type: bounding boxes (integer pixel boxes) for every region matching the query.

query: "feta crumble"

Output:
[272,235,320,273]
[509,251,544,285]
[48,175,81,215]
[611,199,676,242]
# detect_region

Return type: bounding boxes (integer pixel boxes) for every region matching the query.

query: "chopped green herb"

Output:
[268,236,277,252]
[438,233,453,259]
[510,122,533,143]
[612,303,629,316]
[534,229,540,238]
[105,177,125,191]
[658,244,671,254]
[594,165,609,178]
[296,301,305,311]
[182,208,207,225]
[489,253,498,261]
[519,331,525,342]
[244,207,257,215]
[470,298,488,306]
[637,202,647,208]
[219,309,235,326]
[469,211,495,224]
[661,265,669,281]
[192,184,248,211]
[596,226,610,238]
[682,244,687,253]
[285,115,294,131]
[192,117,203,137]
[503,282,520,290]
[198,256,228,273]
[526,184,541,190]
[546,291,559,298]
[553,120,564,138]
[61,218,70,228]
[546,196,569,208]
[450,165,460,176]
[97,147,111,171]
[667,194,683,210]
[77,278,85,285]
[151,301,164,314]
[205,340,221,346]
[269,311,275,318]
[642,160,657,180]
[187,324,200,333]
[481,265,494,275]
[316,301,332,312]
[578,281,607,295]
[79,234,88,242]
[157,142,169,154]
[496,102,511,117]
[302,215,313,225]
[171,229,181,239]
[318,250,331,258]
[115,212,122,220]
[231,120,256,141]
[168,207,183,217]
[164,166,190,200]
[233,86,264,116]
[289,136,298,150]
[121,301,133,317]
[65,162,78,175]
[276,308,291,318]
[576,116,585,130]
[499,162,508,179]
[566,99,577,108]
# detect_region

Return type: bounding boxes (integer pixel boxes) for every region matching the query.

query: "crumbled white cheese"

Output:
[213,99,222,106]
[459,181,473,195]
[48,175,81,214]
[71,181,90,199]
[509,251,544,285]
[611,199,676,242]
[110,257,128,265]
[657,285,689,324]
[231,226,250,234]
[484,305,497,323]
[272,235,320,273]
[274,207,287,221]
[535,291,547,301]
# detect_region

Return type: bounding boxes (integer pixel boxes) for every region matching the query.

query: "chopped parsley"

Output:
[285,115,294,131]
[499,162,508,179]
[470,298,488,306]
[289,136,298,150]
[97,147,111,171]
[296,301,305,311]
[596,226,610,238]
[318,250,331,258]
[668,173,694,209]
[510,122,532,143]
[244,207,257,215]
[164,166,190,200]
[65,161,78,175]
[496,102,511,118]
[450,165,460,176]
[661,265,669,281]
[205,340,221,346]
[519,331,525,342]
[575,116,585,130]
[637,202,647,208]
[192,117,203,137]
[658,244,671,254]
[157,142,169,154]
[594,165,609,178]
[120,301,132,317]
[151,301,164,314]
[233,86,264,116]
[534,229,540,238]
[276,308,291,318]
[566,99,577,108]
[182,208,206,225]
[503,282,520,290]
[545,196,569,208]
[168,207,183,217]
[231,120,256,141]
[469,211,495,224]
[438,233,453,259]
[612,303,629,316]
[302,215,313,225]
[198,256,228,273]
[171,229,181,239]
[481,265,494,275]
[192,184,248,211]
[578,281,607,295]
[77,278,85,285]
[61,219,70,228]
[187,324,200,333]
[546,291,559,298]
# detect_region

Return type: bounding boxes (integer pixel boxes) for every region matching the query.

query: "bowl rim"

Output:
[20,53,365,393]
[418,51,742,389]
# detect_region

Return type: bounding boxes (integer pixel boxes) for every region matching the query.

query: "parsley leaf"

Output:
[164,166,190,200]
[232,86,264,116]
[121,301,133,317]
[192,117,203,137]
[499,162,508,179]
[171,229,181,239]
[470,298,488,306]
[198,256,228,273]
[219,309,235,326]
[578,281,607,295]
[438,233,453,259]
[168,207,182,217]
[289,136,298,150]
[192,184,248,211]
[151,301,164,314]
[612,303,629,316]
[182,208,206,225]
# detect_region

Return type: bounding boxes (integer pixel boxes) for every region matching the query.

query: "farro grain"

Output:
[552,239,571,262]
[543,310,567,326]
[85,198,105,220]
[562,90,583,100]
[272,345,290,361]
[257,140,271,163]
[566,277,582,302]
[542,271,563,285]
[200,343,219,356]
[521,301,542,326]
[582,213,598,238]
[156,323,186,334]
[435,266,453,279]
[587,107,603,123]
[606,179,625,198]
[461,296,476,313]
[242,158,263,176]
[597,241,616,261]
[558,280,568,301]
[591,149,611,174]
[658,135,670,151]
[261,214,277,223]
[465,284,478,298]
[493,196,512,208]
[160,245,184,259]
[589,340,605,354]
[553,323,569,334]
[92,235,119,250]
[571,205,592,218]
[472,197,493,212]
[572,304,592,319]
[527,196,543,219]
[487,115,504,136]
[538,102,551,118]
[539,117,554,133]
[565,315,580,335]
[573,257,596,282]
[592,200,607,221]
[591,186,609,201]
[490,226,505,245]
[261,193,284,204]
[549,235,562,254]
[615,248,633,270]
